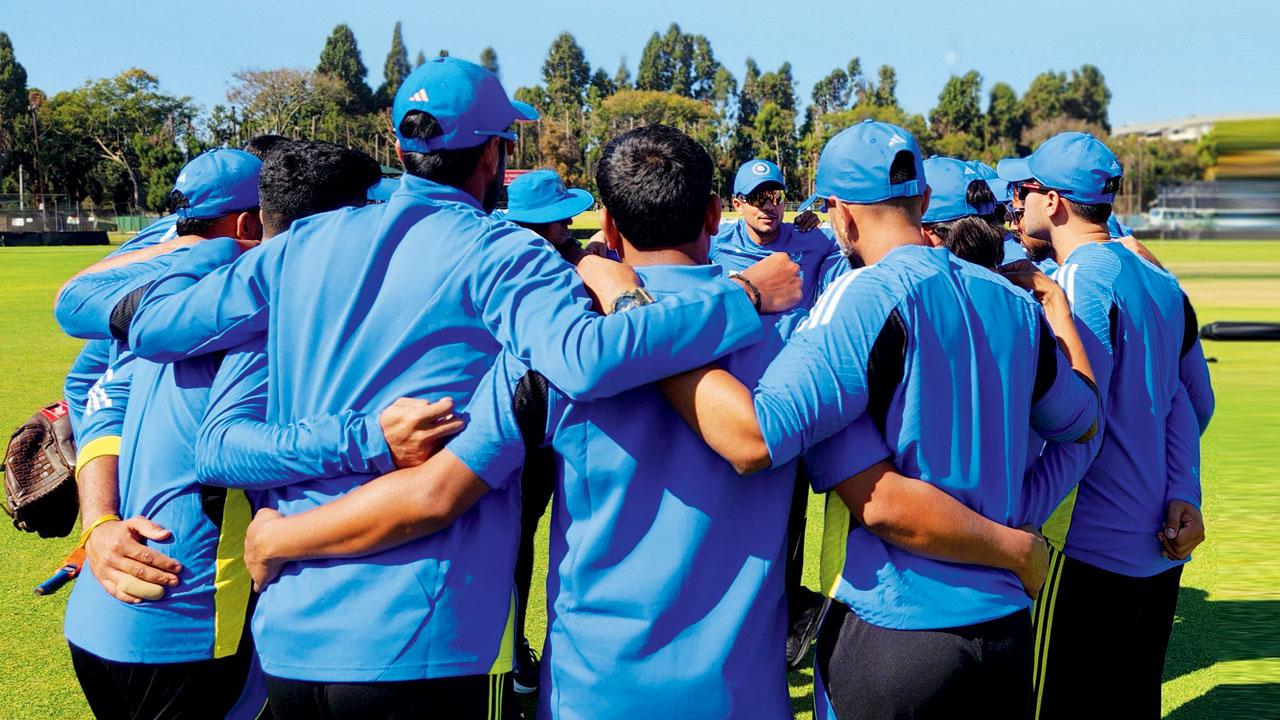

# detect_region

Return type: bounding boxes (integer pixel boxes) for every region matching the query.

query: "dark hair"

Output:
[168,189,242,237]
[925,179,1004,269]
[398,111,489,185]
[243,134,291,160]
[259,140,382,236]
[889,150,919,185]
[1065,199,1112,224]
[595,124,713,249]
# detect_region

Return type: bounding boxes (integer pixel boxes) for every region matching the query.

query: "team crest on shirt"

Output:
[752,163,769,175]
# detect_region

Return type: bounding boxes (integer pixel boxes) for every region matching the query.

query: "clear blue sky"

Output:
[5,0,1276,127]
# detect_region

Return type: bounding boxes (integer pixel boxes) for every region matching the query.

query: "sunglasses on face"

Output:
[1007,206,1025,223]
[741,188,785,209]
[1015,181,1062,202]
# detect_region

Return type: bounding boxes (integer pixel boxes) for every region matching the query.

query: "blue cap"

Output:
[502,169,594,224]
[733,159,786,196]
[922,157,997,224]
[366,177,400,203]
[173,149,262,220]
[392,56,538,153]
[966,161,1011,205]
[996,132,1123,205]
[797,119,925,212]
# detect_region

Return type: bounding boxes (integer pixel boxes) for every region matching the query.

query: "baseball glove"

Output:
[3,401,79,537]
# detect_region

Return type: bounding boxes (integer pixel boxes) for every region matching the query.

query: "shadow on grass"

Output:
[1165,683,1280,720]
[1164,587,1280,684]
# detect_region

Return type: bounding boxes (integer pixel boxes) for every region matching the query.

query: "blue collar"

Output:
[634,263,723,293]
[393,173,484,212]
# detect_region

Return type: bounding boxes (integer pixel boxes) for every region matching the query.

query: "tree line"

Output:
[0,24,1206,215]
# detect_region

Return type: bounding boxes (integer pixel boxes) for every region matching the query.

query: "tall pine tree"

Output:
[479,47,500,76]
[317,24,373,112]
[376,21,412,108]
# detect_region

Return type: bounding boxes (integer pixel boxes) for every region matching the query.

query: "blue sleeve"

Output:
[1180,344,1214,434]
[753,268,891,467]
[814,242,851,299]
[55,251,185,340]
[477,226,763,401]
[446,353,540,490]
[195,340,395,490]
[74,355,135,469]
[802,414,891,493]
[1163,383,1202,509]
[128,237,271,362]
[1030,315,1102,443]
[1020,433,1103,528]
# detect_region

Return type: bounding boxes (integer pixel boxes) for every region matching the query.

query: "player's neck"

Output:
[1052,226,1111,264]
[744,222,781,247]
[620,241,706,268]
[857,223,927,266]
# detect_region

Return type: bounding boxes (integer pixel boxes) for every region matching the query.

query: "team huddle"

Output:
[51,56,1212,720]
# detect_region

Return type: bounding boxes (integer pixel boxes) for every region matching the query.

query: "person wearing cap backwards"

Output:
[997,133,1214,720]
[63,143,392,719]
[121,58,799,717]
[656,119,1102,719]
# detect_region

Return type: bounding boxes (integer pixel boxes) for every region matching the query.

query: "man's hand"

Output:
[794,211,821,233]
[575,254,642,314]
[582,230,610,258]
[379,397,465,469]
[736,252,802,313]
[244,507,286,591]
[1015,525,1050,600]
[85,517,181,603]
[1159,500,1205,561]
[999,260,1065,307]
[1118,236,1164,269]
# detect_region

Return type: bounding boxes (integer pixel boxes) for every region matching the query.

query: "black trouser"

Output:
[513,445,557,643]
[815,600,1033,720]
[786,460,822,623]
[1034,548,1183,720]
[265,673,507,720]
[69,641,260,720]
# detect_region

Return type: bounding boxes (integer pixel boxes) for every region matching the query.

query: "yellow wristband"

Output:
[77,513,121,548]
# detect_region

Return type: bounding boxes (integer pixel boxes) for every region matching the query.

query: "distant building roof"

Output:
[1113,112,1280,141]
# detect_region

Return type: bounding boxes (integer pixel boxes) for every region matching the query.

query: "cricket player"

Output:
[713,158,844,665]
[997,132,1214,719]
[119,58,801,718]
[233,123,1068,720]
[652,120,1101,719]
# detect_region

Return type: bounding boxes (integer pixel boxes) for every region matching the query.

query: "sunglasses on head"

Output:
[740,188,785,208]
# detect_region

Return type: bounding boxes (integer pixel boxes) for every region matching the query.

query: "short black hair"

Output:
[889,150,919,185]
[595,124,713,249]
[1065,199,1112,224]
[243,134,291,160]
[398,111,489,185]
[925,179,1004,269]
[259,140,381,235]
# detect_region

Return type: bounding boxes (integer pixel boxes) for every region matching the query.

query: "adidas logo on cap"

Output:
[408,89,429,103]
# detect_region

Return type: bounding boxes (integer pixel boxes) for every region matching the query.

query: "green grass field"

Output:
[0,240,1276,719]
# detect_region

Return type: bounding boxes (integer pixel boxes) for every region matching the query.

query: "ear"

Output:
[394,140,405,166]
[600,207,622,251]
[483,137,501,171]
[921,225,942,248]
[703,194,722,236]
[730,195,745,213]
[918,185,932,218]
[236,211,263,242]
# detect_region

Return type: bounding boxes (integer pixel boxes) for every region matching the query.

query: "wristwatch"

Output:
[609,287,656,314]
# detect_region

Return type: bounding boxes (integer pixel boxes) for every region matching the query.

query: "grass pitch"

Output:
[0,241,1275,719]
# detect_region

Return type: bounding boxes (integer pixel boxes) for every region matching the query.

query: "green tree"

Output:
[811,67,851,116]
[872,65,899,108]
[663,24,694,96]
[756,62,796,113]
[986,82,1025,150]
[228,68,349,137]
[613,58,633,91]
[1022,71,1067,127]
[0,32,30,185]
[636,32,671,92]
[438,49,450,57]
[588,68,617,104]
[688,34,722,101]
[479,47,500,76]
[1065,64,1111,131]
[847,57,869,105]
[376,21,412,108]
[930,70,984,139]
[414,50,427,68]
[317,24,373,112]
[542,32,590,112]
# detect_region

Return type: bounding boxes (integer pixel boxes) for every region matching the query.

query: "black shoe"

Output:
[513,638,541,694]
[785,591,828,669]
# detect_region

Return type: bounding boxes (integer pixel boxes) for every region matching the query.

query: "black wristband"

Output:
[729,272,763,313]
